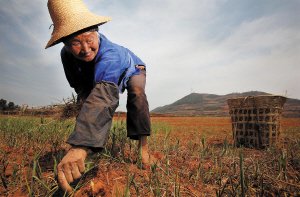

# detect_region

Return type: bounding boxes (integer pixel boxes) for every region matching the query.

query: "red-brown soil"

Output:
[1,116,300,196]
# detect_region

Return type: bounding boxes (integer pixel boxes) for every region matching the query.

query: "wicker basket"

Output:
[227,95,286,148]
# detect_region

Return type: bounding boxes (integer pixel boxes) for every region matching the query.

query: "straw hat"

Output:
[45,0,111,49]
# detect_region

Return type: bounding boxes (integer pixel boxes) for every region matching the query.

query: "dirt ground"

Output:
[1,116,300,196]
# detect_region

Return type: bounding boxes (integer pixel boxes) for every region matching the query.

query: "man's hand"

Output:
[57,147,88,193]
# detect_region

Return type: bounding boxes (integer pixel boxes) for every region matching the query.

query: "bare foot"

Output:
[138,136,159,169]
[141,148,150,164]
[140,150,159,169]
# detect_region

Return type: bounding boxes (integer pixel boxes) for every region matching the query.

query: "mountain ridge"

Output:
[151,91,300,117]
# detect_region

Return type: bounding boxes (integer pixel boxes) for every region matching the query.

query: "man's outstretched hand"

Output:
[57,147,88,193]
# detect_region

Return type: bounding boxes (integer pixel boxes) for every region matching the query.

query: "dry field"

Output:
[0,115,300,196]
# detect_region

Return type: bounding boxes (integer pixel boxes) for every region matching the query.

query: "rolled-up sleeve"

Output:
[67,81,119,148]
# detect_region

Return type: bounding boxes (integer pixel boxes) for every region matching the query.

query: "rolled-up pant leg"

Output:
[67,82,119,148]
[126,70,151,140]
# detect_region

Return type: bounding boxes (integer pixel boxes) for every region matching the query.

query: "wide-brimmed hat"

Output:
[45,0,111,49]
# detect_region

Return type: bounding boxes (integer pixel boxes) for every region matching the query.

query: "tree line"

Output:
[0,98,19,111]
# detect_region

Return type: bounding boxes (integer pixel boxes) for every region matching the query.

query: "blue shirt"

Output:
[61,33,145,94]
[94,33,145,92]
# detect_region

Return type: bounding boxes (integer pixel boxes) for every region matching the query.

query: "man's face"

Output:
[64,31,99,62]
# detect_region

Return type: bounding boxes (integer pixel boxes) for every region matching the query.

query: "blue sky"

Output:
[0,0,299,111]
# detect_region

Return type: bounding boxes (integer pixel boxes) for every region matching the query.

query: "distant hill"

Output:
[151,91,300,117]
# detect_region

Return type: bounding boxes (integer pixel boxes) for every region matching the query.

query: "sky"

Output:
[0,0,299,111]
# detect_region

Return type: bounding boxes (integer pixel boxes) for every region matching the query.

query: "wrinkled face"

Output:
[64,31,99,62]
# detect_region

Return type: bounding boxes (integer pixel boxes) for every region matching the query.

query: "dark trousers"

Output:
[67,71,151,148]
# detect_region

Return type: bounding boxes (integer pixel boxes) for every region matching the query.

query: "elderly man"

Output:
[45,0,152,192]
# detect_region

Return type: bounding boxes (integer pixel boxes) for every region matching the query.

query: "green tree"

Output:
[0,99,7,110]
[8,102,15,110]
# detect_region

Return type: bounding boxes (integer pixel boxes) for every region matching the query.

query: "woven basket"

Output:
[227,95,286,148]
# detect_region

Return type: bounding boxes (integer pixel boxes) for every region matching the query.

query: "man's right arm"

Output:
[58,47,91,193]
